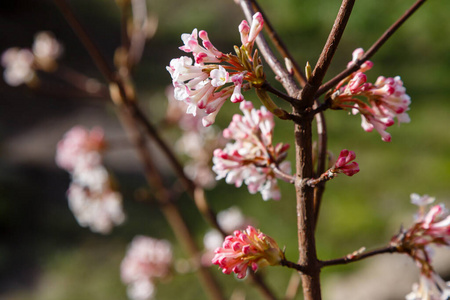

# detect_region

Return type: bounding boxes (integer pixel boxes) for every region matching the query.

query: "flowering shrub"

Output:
[2,1,448,300]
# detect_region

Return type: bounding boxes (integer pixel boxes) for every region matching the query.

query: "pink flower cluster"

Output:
[121,236,172,300]
[212,226,283,279]
[56,126,125,234]
[391,194,450,299]
[212,101,291,201]
[331,149,360,176]
[166,13,264,127]
[1,31,62,86]
[331,48,411,142]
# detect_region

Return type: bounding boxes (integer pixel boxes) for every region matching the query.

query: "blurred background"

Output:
[0,0,449,299]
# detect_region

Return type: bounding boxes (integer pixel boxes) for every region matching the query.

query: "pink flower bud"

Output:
[333,149,360,176]
[247,12,264,46]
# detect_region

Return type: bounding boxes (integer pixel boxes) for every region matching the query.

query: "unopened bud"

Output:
[305,61,312,81]
[285,57,294,75]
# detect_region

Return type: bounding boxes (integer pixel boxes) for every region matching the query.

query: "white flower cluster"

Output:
[56,126,125,234]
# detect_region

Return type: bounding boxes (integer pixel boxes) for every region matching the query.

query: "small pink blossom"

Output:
[212,101,291,201]
[1,47,35,86]
[212,226,284,279]
[411,193,436,208]
[179,28,223,64]
[332,149,360,176]
[238,20,250,46]
[32,31,63,60]
[332,48,411,142]
[246,12,264,49]
[121,236,172,300]
[67,180,125,234]
[56,126,106,172]
[210,65,229,87]
[406,272,450,300]
[347,47,373,72]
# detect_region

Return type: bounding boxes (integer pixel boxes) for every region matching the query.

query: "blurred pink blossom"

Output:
[406,272,450,300]
[67,180,125,234]
[121,236,172,300]
[32,31,63,60]
[56,126,106,172]
[56,126,125,234]
[391,194,450,299]
[1,47,35,86]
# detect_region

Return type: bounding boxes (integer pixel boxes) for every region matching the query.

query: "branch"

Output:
[316,0,428,97]
[237,0,301,98]
[320,245,398,268]
[301,0,355,108]
[249,0,307,87]
[262,81,298,105]
[130,104,197,194]
[280,259,307,273]
[272,165,296,184]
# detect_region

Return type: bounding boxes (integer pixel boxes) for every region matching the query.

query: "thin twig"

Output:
[194,188,227,237]
[262,81,298,105]
[272,165,295,184]
[316,0,428,97]
[280,259,307,273]
[301,0,355,108]
[249,0,307,87]
[129,105,197,194]
[320,246,398,268]
[307,171,335,187]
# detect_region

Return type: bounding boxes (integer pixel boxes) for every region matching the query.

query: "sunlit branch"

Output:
[301,0,355,108]
[237,0,301,98]
[249,0,307,87]
[320,246,398,268]
[316,0,428,97]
